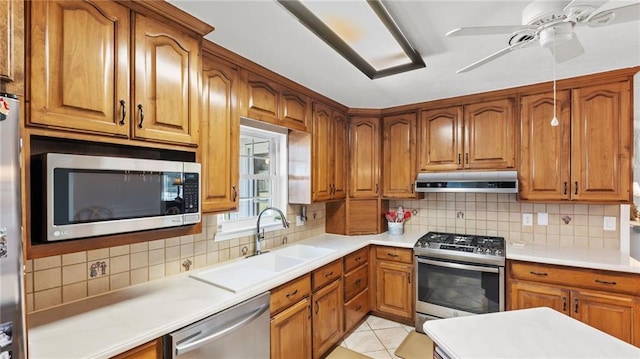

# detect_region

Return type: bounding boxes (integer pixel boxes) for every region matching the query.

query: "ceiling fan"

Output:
[447,0,640,73]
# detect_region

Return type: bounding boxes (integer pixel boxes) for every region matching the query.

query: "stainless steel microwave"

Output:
[39,153,201,242]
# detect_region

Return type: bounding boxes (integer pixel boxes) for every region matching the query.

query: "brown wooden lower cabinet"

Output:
[111,338,162,359]
[508,260,640,347]
[271,297,312,359]
[312,276,344,358]
[372,246,414,322]
[343,247,370,333]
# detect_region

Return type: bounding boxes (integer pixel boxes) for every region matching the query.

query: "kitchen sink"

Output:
[190,244,335,293]
[250,253,305,272]
[190,252,306,293]
[272,244,336,259]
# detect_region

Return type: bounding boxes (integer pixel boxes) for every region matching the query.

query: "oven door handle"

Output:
[417,257,500,273]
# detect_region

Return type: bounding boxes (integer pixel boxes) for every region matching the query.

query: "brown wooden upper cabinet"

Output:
[28,1,201,147]
[521,81,631,202]
[382,112,419,199]
[419,98,515,171]
[312,102,347,202]
[201,52,239,213]
[241,71,310,132]
[349,116,381,198]
[0,0,15,82]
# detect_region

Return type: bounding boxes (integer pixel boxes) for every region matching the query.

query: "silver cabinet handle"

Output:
[175,303,269,355]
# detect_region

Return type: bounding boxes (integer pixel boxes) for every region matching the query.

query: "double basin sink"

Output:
[190,244,336,293]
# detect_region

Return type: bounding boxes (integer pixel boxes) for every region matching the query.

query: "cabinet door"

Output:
[29,0,130,136]
[332,110,348,200]
[312,103,333,201]
[375,261,413,319]
[509,280,570,314]
[464,98,515,169]
[201,55,239,213]
[382,113,418,198]
[132,13,199,146]
[571,81,631,202]
[418,106,463,171]
[271,297,312,359]
[519,91,571,201]
[572,289,635,345]
[312,279,344,359]
[281,89,309,132]
[245,72,280,124]
[0,0,14,81]
[347,199,382,235]
[350,117,380,198]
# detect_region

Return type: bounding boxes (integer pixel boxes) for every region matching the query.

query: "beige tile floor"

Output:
[341,315,414,359]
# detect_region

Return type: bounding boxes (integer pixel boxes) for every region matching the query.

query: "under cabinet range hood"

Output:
[415,171,518,193]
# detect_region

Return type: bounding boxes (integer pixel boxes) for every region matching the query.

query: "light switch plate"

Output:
[537,212,548,226]
[603,216,616,231]
[522,213,533,226]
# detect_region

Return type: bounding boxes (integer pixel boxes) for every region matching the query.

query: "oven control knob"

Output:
[495,249,504,256]
[485,247,493,254]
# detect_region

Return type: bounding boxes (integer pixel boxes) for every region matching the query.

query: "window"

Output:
[216,121,288,240]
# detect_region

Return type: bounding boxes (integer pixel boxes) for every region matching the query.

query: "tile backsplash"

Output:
[391,193,620,249]
[26,203,326,313]
[27,194,623,313]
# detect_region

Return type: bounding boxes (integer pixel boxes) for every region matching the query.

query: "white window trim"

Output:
[215,120,288,242]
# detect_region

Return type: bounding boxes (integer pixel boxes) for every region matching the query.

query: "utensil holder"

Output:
[388,222,404,235]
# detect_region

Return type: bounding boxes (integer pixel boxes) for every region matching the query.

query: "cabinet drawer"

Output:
[509,261,640,296]
[344,288,369,333]
[313,260,343,291]
[375,246,413,264]
[344,247,368,273]
[344,264,368,302]
[270,274,311,315]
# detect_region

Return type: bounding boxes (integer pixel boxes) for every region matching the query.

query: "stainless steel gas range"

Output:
[414,231,505,333]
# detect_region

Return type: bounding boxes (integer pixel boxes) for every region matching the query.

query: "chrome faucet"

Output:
[254,207,289,256]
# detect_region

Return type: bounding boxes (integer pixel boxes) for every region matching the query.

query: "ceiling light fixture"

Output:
[276,0,425,79]
[550,26,559,127]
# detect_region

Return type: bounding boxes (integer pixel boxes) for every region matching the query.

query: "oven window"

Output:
[53,169,183,225]
[417,259,501,315]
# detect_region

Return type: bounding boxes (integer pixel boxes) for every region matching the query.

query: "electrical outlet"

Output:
[295,215,304,227]
[537,212,548,226]
[522,213,533,226]
[603,216,616,231]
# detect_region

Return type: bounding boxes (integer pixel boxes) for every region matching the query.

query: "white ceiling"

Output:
[169,0,640,109]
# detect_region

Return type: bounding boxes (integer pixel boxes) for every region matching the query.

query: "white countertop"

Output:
[28,231,640,358]
[506,242,640,274]
[28,232,420,359]
[423,307,640,358]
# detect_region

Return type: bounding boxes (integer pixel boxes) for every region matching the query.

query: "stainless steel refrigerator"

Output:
[0,93,27,358]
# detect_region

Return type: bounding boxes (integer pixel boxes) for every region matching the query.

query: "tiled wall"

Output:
[26,194,623,313]
[391,193,621,248]
[26,203,326,313]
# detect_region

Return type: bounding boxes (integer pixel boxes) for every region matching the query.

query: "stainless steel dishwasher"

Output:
[165,292,270,358]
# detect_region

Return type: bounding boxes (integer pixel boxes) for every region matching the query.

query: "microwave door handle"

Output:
[417,257,500,274]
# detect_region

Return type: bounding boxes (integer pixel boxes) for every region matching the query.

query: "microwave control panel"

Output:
[183,172,200,213]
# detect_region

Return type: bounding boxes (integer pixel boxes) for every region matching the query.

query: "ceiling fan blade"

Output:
[446,25,532,37]
[456,38,536,73]
[550,34,585,63]
[587,3,640,27]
